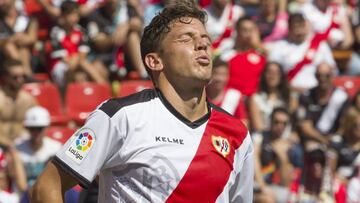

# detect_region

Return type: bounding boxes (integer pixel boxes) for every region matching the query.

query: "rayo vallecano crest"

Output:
[211,135,231,158]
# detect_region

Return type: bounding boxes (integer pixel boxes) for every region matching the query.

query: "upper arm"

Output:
[29,161,78,203]
[230,134,254,203]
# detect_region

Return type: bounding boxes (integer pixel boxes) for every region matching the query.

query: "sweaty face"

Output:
[159,18,213,86]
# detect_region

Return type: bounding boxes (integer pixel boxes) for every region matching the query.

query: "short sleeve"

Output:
[53,109,126,188]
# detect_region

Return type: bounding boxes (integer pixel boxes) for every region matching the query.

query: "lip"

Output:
[196,55,210,66]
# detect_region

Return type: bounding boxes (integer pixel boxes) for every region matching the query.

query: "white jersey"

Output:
[205,4,244,52]
[55,89,253,203]
[299,3,346,43]
[16,136,62,185]
[268,38,336,89]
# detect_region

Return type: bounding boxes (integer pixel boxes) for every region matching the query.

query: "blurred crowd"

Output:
[0,0,359,202]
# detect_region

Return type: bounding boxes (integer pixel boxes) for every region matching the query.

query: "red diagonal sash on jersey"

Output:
[212,5,234,49]
[165,110,247,203]
[287,7,340,81]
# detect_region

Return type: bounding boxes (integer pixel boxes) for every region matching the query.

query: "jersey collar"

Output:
[155,89,211,129]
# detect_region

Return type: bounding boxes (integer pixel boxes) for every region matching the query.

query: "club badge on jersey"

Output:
[212,135,231,158]
[66,128,96,164]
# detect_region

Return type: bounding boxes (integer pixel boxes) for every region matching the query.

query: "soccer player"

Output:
[29,1,254,202]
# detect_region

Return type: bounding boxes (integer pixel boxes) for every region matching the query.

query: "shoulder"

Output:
[98,88,157,118]
[210,102,248,133]
[18,90,37,104]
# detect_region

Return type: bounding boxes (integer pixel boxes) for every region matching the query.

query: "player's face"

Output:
[159,18,213,86]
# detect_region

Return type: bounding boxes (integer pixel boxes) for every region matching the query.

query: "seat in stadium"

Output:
[46,126,77,144]
[65,83,112,124]
[22,82,68,125]
[333,76,360,98]
[117,80,153,97]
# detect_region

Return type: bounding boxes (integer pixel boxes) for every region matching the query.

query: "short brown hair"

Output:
[140,0,207,77]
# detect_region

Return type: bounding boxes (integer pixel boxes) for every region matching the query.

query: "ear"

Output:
[144,53,163,72]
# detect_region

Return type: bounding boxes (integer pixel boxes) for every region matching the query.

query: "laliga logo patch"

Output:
[66,128,95,164]
[211,135,230,158]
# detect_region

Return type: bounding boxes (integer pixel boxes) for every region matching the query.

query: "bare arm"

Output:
[36,0,61,18]
[254,141,267,189]
[6,147,27,192]
[272,140,294,186]
[298,120,328,145]
[278,0,288,13]
[79,53,107,83]
[248,96,264,133]
[29,161,78,203]
[338,16,354,49]
[13,19,39,47]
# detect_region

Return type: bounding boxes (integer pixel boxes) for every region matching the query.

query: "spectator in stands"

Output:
[353,90,360,112]
[329,107,360,182]
[49,1,108,88]
[253,107,300,203]
[0,59,37,144]
[248,62,297,134]
[204,0,244,55]
[206,56,248,125]
[297,62,349,150]
[252,0,288,43]
[268,13,336,92]
[235,0,260,17]
[347,164,360,203]
[348,24,360,75]
[0,0,38,76]
[0,146,27,202]
[36,0,100,18]
[298,0,353,50]
[84,0,147,80]
[221,16,266,96]
[16,106,62,187]
[143,0,174,26]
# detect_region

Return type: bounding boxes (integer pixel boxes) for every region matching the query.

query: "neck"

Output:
[157,78,209,122]
[235,41,252,51]
[30,138,43,151]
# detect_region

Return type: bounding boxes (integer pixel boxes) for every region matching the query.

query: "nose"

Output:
[195,36,209,51]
